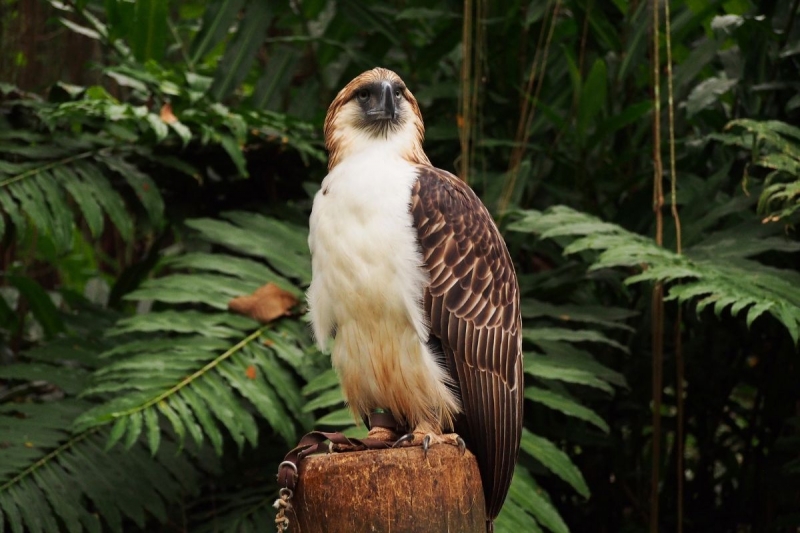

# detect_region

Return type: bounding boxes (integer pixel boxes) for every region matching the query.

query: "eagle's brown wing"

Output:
[410,165,523,521]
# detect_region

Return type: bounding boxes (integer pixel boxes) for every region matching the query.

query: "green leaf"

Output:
[189,0,246,65]
[533,340,627,388]
[7,276,64,338]
[181,388,224,455]
[110,311,257,337]
[524,327,629,353]
[219,134,248,178]
[525,387,610,433]
[156,401,185,447]
[302,387,345,412]
[209,1,272,101]
[74,162,133,242]
[521,299,636,331]
[0,189,24,236]
[123,411,143,449]
[164,252,279,285]
[143,407,160,455]
[686,76,738,116]
[577,58,607,136]
[131,0,168,62]
[507,468,568,533]
[191,376,251,450]
[105,418,128,450]
[8,180,51,241]
[525,356,614,393]
[0,487,24,533]
[34,172,73,252]
[250,45,300,110]
[34,466,82,533]
[495,499,544,532]
[125,273,256,309]
[100,156,164,227]
[339,0,400,45]
[302,368,340,395]
[186,215,311,283]
[59,18,101,40]
[520,429,590,499]
[56,166,104,238]
[316,408,355,427]
[0,363,88,395]
[171,395,204,446]
[217,353,295,443]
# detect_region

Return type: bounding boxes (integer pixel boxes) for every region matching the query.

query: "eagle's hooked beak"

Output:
[369,80,396,121]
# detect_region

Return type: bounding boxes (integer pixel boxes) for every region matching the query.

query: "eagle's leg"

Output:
[366,426,401,443]
[359,410,404,447]
[392,422,466,458]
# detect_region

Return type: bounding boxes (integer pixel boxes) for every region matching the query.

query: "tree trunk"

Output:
[288,445,487,533]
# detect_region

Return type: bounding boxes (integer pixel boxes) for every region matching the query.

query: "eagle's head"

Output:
[324,67,430,171]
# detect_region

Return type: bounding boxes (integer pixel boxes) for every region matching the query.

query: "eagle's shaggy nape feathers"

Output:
[308,67,523,531]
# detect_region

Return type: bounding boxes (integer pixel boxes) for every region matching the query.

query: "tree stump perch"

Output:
[287,445,486,532]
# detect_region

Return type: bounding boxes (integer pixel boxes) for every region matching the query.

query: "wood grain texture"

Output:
[288,446,486,532]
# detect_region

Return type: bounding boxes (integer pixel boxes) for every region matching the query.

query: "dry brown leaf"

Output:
[160,102,178,124]
[228,283,298,324]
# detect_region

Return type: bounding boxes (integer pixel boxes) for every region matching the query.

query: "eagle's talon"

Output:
[422,434,432,458]
[457,436,466,455]
[392,433,415,447]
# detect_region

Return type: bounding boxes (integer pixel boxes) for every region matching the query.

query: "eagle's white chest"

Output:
[307,153,458,429]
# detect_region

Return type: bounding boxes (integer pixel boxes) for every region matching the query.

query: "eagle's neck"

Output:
[327,128,430,172]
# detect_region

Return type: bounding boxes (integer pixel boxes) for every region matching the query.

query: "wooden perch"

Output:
[287,445,486,532]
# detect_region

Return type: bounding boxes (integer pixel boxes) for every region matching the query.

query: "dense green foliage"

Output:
[1,0,799,531]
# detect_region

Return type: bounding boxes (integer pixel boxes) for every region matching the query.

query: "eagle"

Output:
[307,67,523,531]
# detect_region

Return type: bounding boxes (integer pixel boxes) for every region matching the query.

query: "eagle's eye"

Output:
[356,89,370,102]
[394,88,402,98]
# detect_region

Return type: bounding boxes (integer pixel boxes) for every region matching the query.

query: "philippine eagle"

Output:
[307,67,523,530]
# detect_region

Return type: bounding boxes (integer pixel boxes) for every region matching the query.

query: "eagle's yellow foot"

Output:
[392,430,466,458]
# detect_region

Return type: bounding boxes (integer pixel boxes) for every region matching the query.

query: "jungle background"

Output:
[1,0,799,531]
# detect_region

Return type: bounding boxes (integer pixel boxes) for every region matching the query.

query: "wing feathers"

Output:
[410,165,523,521]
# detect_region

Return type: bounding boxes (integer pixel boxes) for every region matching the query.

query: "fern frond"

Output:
[511,206,800,343]
[0,406,200,533]
[185,215,312,284]
[75,211,319,456]
[0,125,162,250]
[0,328,204,533]
[711,119,800,220]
